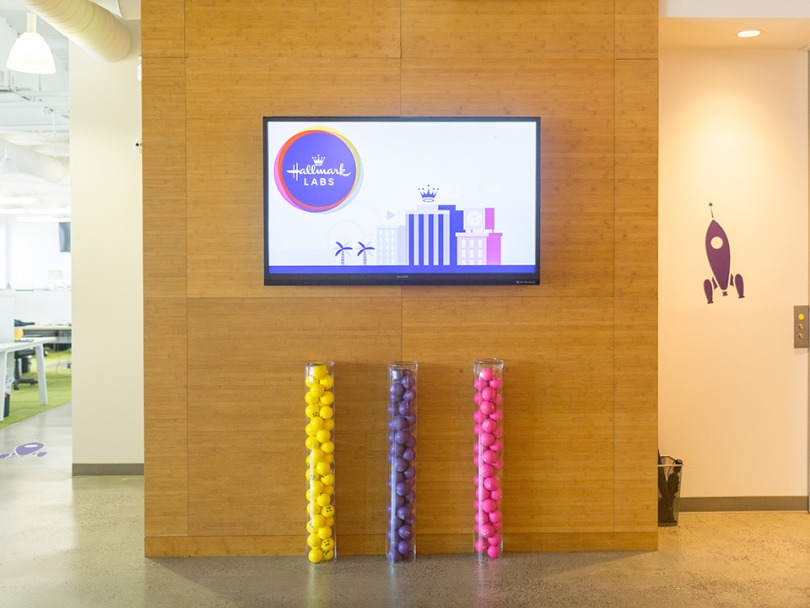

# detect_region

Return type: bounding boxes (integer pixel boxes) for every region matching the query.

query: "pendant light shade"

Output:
[6,13,56,75]
[0,150,19,175]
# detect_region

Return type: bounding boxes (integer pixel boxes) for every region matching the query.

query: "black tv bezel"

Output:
[263,116,541,286]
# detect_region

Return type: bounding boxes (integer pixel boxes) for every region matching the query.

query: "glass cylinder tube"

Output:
[473,358,504,559]
[386,362,418,563]
[305,361,336,564]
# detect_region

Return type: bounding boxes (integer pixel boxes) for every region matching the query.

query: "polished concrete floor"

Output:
[1,405,809,608]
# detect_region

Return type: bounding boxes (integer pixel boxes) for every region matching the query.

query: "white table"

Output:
[0,337,56,421]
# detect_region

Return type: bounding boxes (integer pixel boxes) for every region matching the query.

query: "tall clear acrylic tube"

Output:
[473,358,504,559]
[304,361,336,564]
[386,362,418,563]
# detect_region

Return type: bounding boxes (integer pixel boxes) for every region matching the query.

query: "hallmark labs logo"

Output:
[274,128,362,213]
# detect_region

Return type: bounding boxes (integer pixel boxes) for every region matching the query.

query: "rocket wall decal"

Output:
[704,203,745,304]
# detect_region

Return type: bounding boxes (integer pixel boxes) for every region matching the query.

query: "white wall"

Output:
[6,220,71,289]
[661,0,810,18]
[659,49,808,497]
[70,21,143,465]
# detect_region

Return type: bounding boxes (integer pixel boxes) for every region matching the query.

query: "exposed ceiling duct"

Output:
[0,138,69,183]
[13,0,140,63]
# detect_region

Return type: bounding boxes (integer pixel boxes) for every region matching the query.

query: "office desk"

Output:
[0,338,56,421]
[21,325,72,346]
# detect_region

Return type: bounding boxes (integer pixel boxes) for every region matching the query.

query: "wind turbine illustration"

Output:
[334,241,353,265]
[703,203,744,304]
[356,242,375,265]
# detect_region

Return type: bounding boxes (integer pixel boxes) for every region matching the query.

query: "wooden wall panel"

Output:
[402,60,614,297]
[141,0,185,58]
[402,0,613,59]
[402,297,615,544]
[144,298,188,537]
[615,59,658,297]
[185,58,401,299]
[142,59,186,299]
[184,0,401,59]
[615,0,658,59]
[186,298,401,537]
[613,297,657,534]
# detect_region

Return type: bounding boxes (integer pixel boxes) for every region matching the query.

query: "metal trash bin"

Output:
[658,454,683,526]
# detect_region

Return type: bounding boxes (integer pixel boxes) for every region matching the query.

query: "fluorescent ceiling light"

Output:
[737,30,762,38]
[6,13,56,75]
[17,216,64,222]
[27,207,69,214]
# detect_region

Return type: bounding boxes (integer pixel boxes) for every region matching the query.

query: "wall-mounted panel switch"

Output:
[794,306,809,348]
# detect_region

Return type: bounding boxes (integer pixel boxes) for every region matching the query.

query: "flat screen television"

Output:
[264,117,540,286]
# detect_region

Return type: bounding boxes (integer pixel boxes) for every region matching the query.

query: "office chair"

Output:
[13,349,37,390]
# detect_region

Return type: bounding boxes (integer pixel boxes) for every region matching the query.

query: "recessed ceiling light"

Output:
[738,30,762,38]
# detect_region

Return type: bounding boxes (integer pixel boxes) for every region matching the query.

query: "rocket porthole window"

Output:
[711,236,723,249]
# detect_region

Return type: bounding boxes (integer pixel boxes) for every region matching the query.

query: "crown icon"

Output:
[312,155,325,166]
[418,185,439,202]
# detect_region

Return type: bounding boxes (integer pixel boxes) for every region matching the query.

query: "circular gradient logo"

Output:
[274,128,362,213]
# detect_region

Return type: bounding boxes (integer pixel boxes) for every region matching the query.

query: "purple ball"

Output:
[402,389,416,402]
[401,375,415,389]
[408,436,416,447]
[394,495,405,508]
[387,479,392,490]
[392,416,407,432]
[395,457,408,472]
[398,402,414,416]
[390,368,404,382]
[389,516,403,530]
[398,525,413,540]
[406,490,416,502]
[396,482,410,497]
[390,383,404,398]
[405,516,415,526]
[402,448,415,462]
[387,418,397,431]
[387,453,395,465]
[397,505,412,520]
[389,393,403,404]
[387,548,402,562]
[395,431,411,445]
[387,503,392,515]
[387,528,400,543]
[395,471,405,483]
[390,443,404,457]
[405,415,417,427]
[388,431,396,444]
[397,540,412,555]
[403,466,416,480]
[387,403,398,416]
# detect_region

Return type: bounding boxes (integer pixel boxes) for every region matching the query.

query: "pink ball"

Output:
[484,475,500,491]
[492,457,503,470]
[489,378,503,390]
[474,424,482,436]
[474,442,481,454]
[474,392,483,406]
[474,499,479,510]
[475,539,488,553]
[482,450,497,465]
[480,367,495,381]
[476,487,490,501]
[480,463,494,478]
[488,532,502,545]
[489,510,502,524]
[474,474,485,486]
[489,409,503,421]
[494,426,503,437]
[481,419,497,434]
[481,387,495,401]
[480,523,495,538]
[490,488,503,501]
[492,439,503,452]
[480,401,495,416]
[473,454,480,467]
[482,499,496,513]
[474,377,488,391]
[494,394,503,406]
[473,410,486,424]
[474,523,480,535]
[480,433,495,447]
[487,545,501,559]
[474,511,489,525]
[494,521,502,532]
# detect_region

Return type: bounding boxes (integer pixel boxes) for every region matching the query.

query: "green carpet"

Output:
[1,350,72,430]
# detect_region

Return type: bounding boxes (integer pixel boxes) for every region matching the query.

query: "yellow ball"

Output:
[322,473,335,486]
[324,419,335,431]
[306,519,316,533]
[317,526,333,540]
[311,480,324,494]
[319,406,334,421]
[308,548,324,563]
[316,429,331,444]
[320,375,334,390]
[310,384,325,398]
[325,516,334,528]
[316,493,331,508]
[322,537,335,552]
[305,404,320,419]
[321,504,335,518]
[305,391,320,405]
[309,417,324,431]
[305,470,317,482]
[307,534,320,548]
[323,549,334,560]
[316,461,331,476]
[310,449,325,464]
[311,365,328,380]
[307,503,321,516]
[321,441,335,455]
[306,376,320,389]
[323,484,334,496]
[311,514,325,530]
[319,391,335,406]
[305,437,319,450]
[305,423,318,437]
[323,453,334,465]
[306,489,312,502]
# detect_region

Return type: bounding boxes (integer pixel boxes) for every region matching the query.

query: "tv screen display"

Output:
[264,117,540,286]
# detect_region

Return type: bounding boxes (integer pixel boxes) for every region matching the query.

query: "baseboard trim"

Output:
[680,496,808,512]
[73,463,144,476]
